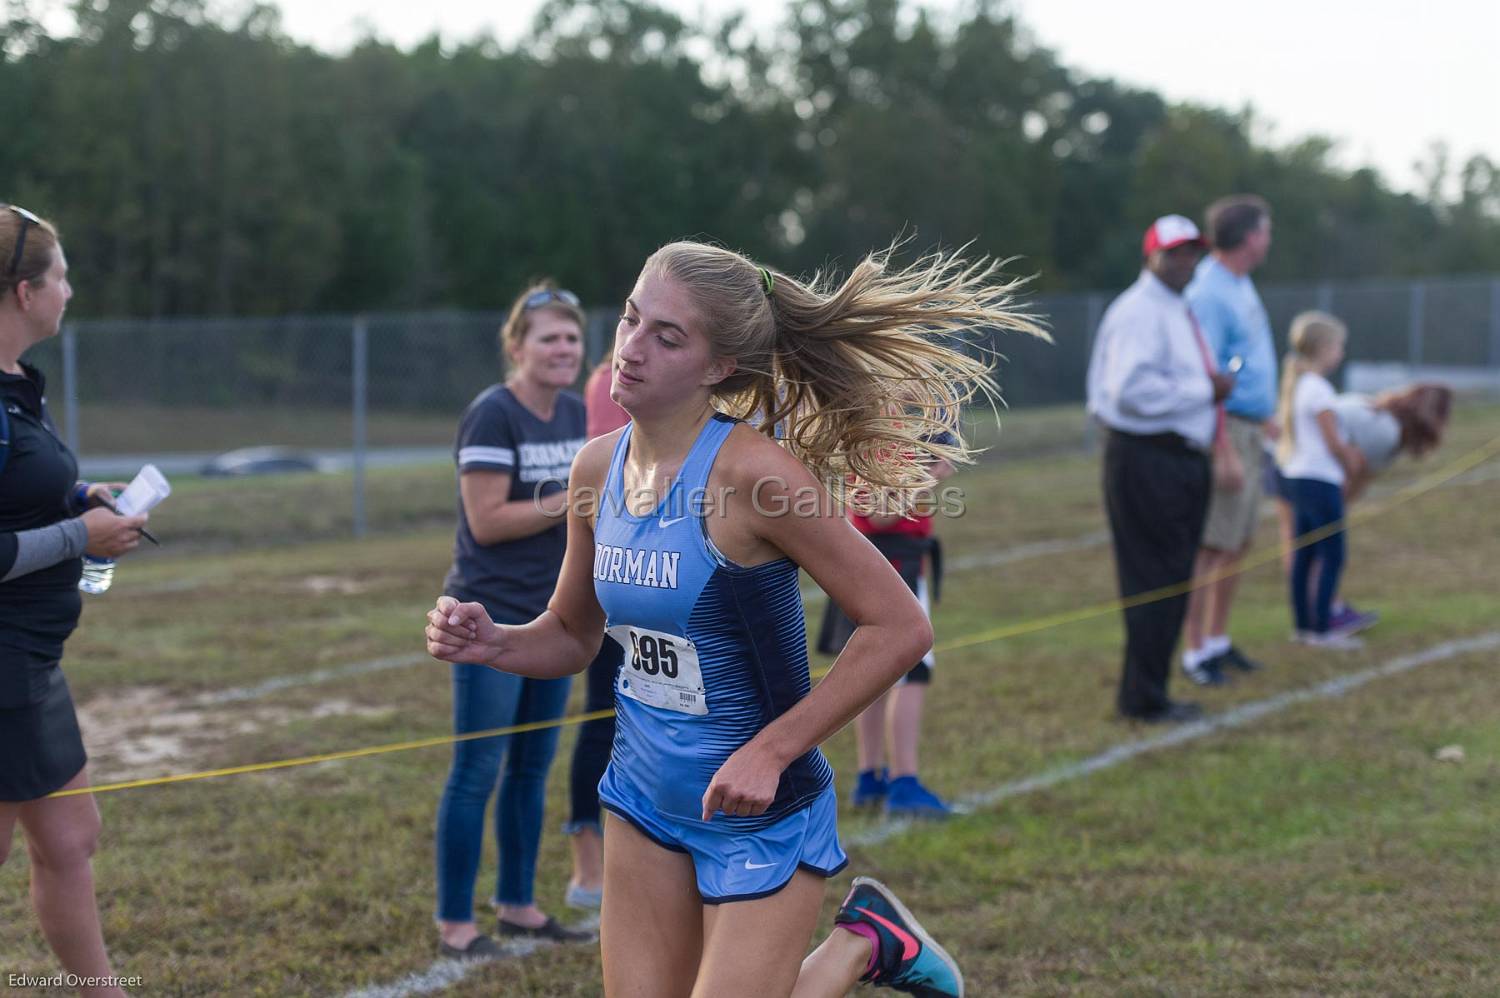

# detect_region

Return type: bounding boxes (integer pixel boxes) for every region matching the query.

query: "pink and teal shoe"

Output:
[834,876,964,997]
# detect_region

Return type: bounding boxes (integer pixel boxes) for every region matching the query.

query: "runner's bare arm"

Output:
[700,434,931,818]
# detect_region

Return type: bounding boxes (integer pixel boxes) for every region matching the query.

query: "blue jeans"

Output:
[1288,478,1346,634]
[435,663,572,920]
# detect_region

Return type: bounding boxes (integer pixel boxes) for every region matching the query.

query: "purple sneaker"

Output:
[1329,604,1379,635]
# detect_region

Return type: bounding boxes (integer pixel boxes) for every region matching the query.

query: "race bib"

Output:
[607,624,707,716]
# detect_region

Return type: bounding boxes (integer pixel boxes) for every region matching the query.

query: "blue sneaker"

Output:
[834,876,964,996]
[885,775,952,819]
[850,768,890,808]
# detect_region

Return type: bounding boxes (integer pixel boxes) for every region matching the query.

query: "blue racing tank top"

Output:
[593,412,834,831]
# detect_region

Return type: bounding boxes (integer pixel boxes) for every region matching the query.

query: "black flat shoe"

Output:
[497,916,595,943]
[438,934,504,961]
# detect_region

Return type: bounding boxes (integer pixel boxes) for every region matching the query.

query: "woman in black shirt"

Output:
[1,205,149,996]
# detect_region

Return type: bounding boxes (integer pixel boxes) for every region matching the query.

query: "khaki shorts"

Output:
[1201,416,1265,552]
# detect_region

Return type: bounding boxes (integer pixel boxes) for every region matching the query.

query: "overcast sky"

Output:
[48,0,1500,194]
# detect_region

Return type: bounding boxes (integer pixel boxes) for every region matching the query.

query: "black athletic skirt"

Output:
[0,665,87,802]
[815,534,941,656]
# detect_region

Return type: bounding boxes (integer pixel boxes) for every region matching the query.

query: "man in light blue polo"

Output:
[1182,194,1276,684]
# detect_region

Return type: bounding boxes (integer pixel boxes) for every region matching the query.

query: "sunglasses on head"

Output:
[524,288,580,311]
[5,204,42,278]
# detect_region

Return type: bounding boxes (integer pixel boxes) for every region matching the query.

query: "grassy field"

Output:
[1,402,1497,997]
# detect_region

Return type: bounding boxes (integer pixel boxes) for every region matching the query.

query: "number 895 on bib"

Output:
[607,624,707,716]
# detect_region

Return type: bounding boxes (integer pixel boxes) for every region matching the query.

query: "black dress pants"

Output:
[1103,429,1211,717]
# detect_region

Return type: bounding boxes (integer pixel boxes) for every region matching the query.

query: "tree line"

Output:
[3,0,1498,319]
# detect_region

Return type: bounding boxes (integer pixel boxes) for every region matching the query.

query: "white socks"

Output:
[1184,635,1230,670]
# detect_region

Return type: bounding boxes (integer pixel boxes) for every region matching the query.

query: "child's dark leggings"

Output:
[1289,477,1346,634]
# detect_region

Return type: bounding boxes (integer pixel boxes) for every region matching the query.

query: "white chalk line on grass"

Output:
[341,631,1497,998]
[848,631,1500,848]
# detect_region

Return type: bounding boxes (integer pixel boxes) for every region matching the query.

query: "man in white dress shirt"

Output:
[1086,215,1234,723]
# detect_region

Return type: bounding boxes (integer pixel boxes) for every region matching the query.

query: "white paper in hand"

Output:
[114,464,171,516]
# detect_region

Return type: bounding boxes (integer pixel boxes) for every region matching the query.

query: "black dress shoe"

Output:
[1121,700,1204,724]
[1152,700,1205,723]
[1223,645,1263,672]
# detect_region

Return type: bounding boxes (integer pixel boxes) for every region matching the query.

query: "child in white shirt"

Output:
[1266,382,1454,636]
[1275,311,1366,648]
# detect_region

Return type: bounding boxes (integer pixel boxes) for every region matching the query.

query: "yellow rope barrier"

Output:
[53,710,618,798]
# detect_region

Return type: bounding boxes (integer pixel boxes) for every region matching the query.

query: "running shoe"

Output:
[1221,644,1264,672]
[885,776,952,819]
[834,876,964,997]
[1184,653,1229,686]
[850,768,890,808]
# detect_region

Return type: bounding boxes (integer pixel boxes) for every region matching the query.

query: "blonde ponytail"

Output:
[1277,310,1348,464]
[643,241,1048,514]
[1275,352,1305,465]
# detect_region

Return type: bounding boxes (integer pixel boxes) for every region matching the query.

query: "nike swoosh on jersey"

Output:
[659,516,687,527]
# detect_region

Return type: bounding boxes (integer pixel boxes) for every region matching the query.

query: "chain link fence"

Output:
[23,275,1500,545]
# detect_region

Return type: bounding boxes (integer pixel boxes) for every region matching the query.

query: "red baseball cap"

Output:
[1142,214,1207,257]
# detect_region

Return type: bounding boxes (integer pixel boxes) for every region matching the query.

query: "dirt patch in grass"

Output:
[74,686,394,783]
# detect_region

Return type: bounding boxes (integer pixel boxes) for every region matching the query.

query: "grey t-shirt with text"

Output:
[443,385,586,622]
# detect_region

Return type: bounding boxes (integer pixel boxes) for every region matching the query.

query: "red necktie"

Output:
[1186,309,1226,446]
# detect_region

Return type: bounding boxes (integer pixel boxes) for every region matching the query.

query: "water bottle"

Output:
[79,555,116,595]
